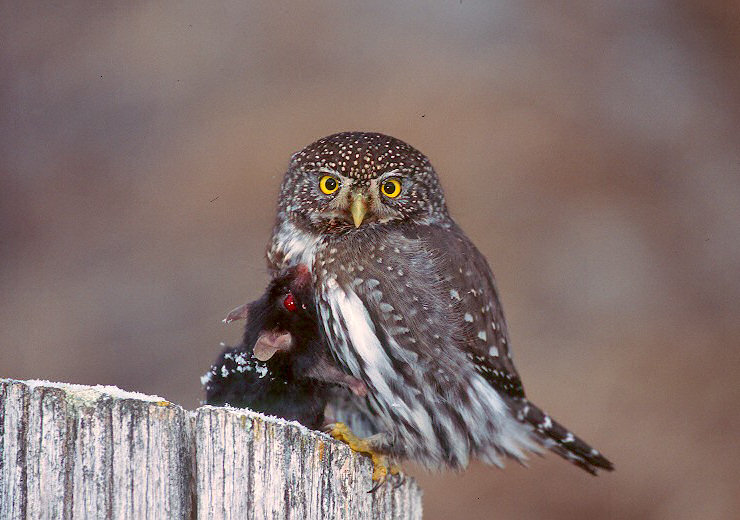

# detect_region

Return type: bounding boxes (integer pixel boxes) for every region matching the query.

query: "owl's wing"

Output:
[408,223,526,399]
[413,224,617,474]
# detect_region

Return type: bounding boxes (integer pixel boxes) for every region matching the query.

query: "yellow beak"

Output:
[350,195,368,228]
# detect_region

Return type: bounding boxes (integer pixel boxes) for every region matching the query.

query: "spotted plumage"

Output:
[266,132,613,473]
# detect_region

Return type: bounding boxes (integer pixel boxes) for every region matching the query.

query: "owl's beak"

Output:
[350,195,368,228]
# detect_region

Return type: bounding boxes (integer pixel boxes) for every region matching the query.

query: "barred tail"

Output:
[512,399,614,475]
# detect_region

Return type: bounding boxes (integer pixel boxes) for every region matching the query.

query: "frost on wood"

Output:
[0,379,422,520]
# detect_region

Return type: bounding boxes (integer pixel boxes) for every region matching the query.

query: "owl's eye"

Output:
[319,175,340,195]
[381,178,402,198]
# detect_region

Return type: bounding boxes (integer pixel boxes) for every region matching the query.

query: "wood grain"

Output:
[0,379,422,520]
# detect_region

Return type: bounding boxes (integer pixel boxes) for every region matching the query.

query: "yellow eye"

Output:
[381,178,402,198]
[319,175,340,195]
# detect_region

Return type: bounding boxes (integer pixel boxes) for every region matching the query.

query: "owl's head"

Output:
[277,132,449,234]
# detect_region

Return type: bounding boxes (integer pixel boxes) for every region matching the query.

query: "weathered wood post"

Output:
[0,379,422,519]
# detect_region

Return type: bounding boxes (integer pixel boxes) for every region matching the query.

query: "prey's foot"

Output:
[327,422,402,492]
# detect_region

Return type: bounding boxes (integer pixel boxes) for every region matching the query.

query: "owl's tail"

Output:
[511,399,614,475]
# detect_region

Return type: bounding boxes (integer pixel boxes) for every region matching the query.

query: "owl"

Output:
[266,132,613,479]
[204,265,366,429]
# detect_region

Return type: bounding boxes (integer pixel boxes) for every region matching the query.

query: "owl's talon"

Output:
[389,464,405,489]
[368,473,387,493]
[328,422,395,492]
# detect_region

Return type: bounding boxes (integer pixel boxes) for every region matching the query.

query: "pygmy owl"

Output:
[266,132,613,475]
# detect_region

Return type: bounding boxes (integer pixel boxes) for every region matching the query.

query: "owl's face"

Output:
[277,132,449,235]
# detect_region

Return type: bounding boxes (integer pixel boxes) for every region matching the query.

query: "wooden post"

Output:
[0,379,422,520]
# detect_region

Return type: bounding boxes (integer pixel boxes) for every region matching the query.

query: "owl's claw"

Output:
[327,422,401,492]
[368,472,387,493]
[390,465,405,489]
[369,461,403,493]
[370,462,404,492]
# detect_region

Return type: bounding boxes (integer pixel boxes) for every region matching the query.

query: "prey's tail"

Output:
[511,398,614,475]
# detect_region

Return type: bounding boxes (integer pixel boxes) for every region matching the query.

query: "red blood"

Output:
[283,292,297,312]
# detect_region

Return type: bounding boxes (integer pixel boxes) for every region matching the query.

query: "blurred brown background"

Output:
[2,2,739,519]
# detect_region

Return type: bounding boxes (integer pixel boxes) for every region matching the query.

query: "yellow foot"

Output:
[328,422,403,492]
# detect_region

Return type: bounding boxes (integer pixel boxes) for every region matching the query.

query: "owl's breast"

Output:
[313,228,471,378]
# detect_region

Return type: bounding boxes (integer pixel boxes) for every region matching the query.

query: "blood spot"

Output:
[283,293,297,312]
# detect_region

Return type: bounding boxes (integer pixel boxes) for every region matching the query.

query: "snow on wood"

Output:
[0,378,422,520]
